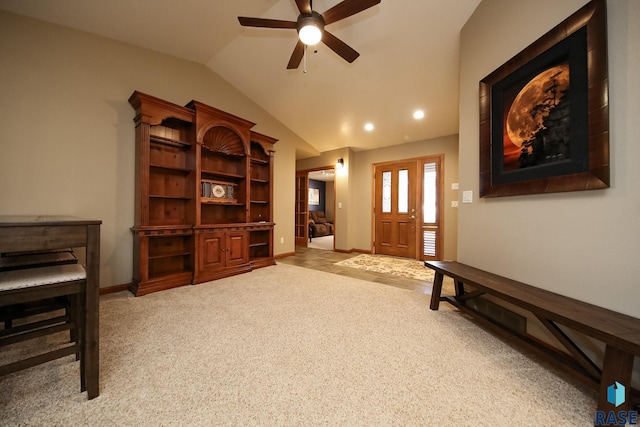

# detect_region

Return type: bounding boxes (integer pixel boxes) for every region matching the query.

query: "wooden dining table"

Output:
[0,215,101,399]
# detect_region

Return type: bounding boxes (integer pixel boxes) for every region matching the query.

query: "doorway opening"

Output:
[295,167,336,251]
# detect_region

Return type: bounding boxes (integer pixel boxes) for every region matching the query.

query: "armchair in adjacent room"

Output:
[309,211,333,238]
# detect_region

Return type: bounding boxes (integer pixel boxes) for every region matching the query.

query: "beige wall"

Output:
[325,180,335,223]
[460,0,640,314]
[0,11,307,288]
[459,0,640,317]
[298,136,459,258]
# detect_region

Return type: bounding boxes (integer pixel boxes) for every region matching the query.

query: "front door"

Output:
[374,160,418,258]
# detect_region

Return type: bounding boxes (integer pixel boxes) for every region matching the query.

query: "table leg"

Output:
[85,224,100,399]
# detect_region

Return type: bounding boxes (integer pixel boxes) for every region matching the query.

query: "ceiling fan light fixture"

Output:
[297,13,324,45]
[298,22,322,45]
[239,0,381,69]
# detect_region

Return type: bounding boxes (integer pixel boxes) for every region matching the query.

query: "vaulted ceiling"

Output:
[0,0,480,158]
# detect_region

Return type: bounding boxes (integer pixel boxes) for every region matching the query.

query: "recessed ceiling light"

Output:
[364,123,374,131]
[413,110,425,120]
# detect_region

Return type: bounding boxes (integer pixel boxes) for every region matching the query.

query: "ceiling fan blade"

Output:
[287,40,306,69]
[295,0,312,15]
[322,30,359,63]
[238,17,297,29]
[322,0,381,25]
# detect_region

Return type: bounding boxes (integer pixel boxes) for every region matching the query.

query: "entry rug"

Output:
[335,254,435,282]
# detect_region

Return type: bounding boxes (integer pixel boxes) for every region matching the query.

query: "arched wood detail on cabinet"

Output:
[201,126,246,155]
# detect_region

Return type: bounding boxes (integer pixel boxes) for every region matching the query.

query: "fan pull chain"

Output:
[303,45,307,73]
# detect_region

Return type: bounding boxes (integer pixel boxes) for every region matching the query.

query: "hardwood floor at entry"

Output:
[277,246,434,295]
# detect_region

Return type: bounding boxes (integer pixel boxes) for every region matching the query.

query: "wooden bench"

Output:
[424,260,640,417]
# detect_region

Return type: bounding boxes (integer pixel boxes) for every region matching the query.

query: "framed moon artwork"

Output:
[479,0,609,198]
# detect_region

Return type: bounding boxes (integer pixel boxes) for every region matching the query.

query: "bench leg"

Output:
[454,279,465,297]
[597,345,634,416]
[430,272,444,310]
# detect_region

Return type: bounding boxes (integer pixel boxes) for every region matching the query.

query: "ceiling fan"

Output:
[238,0,381,69]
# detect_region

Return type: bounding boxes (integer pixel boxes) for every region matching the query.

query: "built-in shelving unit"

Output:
[128,91,276,296]
[248,133,277,267]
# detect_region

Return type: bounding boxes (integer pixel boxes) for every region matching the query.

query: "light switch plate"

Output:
[452,182,459,190]
[462,190,473,203]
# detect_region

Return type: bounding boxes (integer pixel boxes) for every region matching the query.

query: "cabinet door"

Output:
[198,232,225,271]
[226,231,248,267]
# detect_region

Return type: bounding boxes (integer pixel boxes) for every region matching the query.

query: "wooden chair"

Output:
[0,249,77,272]
[0,264,87,390]
[0,250,78,329]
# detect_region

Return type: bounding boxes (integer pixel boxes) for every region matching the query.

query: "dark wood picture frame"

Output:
[479,0,609,198]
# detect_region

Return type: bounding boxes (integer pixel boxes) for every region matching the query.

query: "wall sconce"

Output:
[336,158,344,169]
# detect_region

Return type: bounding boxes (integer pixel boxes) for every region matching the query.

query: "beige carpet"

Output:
[335,254,435,282]
[0,263,597,426]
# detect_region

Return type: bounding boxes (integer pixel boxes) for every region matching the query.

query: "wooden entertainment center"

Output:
[128,91,277,296]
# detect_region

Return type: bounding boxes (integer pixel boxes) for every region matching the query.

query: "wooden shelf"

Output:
[201,200,244,205]
[150,135,190,148]
[150,163,191,173]
[149,195,191,200]
[201,170,245,180]
[148,251,191,260]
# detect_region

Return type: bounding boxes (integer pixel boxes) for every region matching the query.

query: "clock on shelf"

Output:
[201,179,237,203]
[212,185,225,198]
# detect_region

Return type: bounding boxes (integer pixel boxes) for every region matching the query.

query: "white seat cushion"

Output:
[0,264,86,291]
